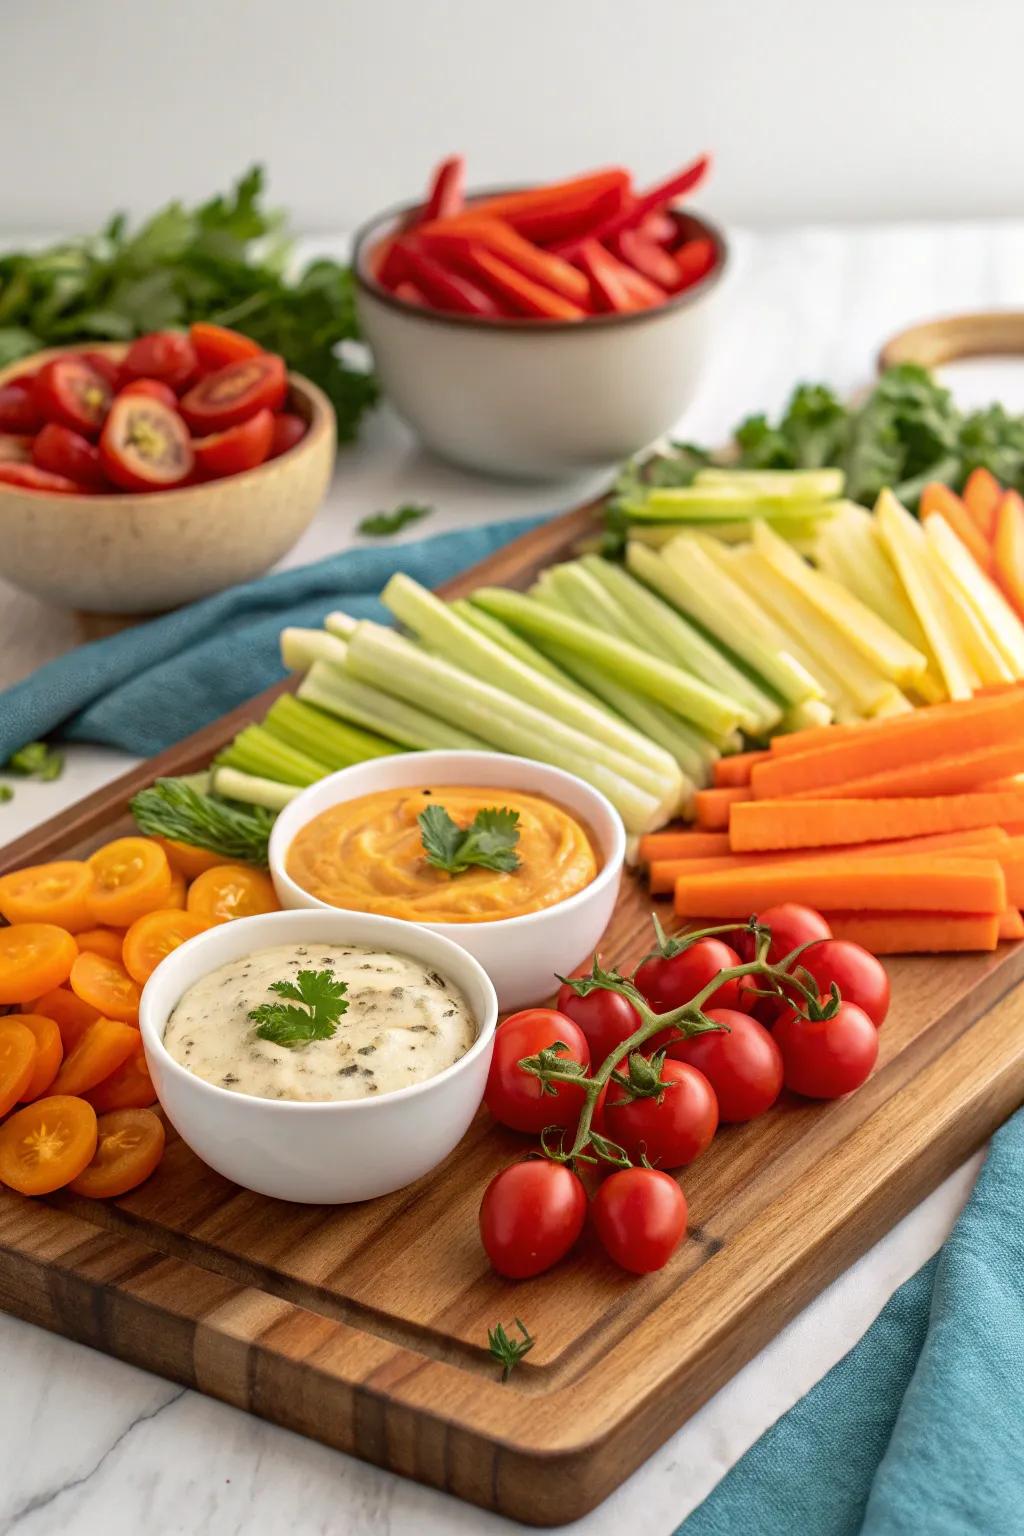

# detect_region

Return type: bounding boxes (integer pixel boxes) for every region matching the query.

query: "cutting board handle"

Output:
[878,311,1024,373]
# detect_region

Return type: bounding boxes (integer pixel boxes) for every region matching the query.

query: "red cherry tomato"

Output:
[484,1009,590,1134]
[0,433,32,463]
[592,1167,687,1274]
[269,411,308,459]
[189,322,263,372]
[796,940,890,1028]
[32,423,107,490]
[736,904,833,963]
[120,332,198,393]
[0,381,42,434]
[554,978,640,1070]
[634,936,743,1014]
[773,998,879,1099]
[99,395,194,492]
[193,408,274,480]
[33,357,112,437]
[118,378,178,410]
[180,354,287,433]
[479,1159,587,1278]
[603,1059,718,1170]
[78,351,122,388]
[670,1008,783,1123]
[0,463,82,494]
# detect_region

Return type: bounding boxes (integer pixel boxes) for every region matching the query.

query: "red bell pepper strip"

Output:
[419,218,591,305]
[393,243,503,317]
[613,229,683,292]
[422,155,465,223]
[393,280,429,306]
[427,171,631,247]
[373,237,409,288]
[458,245,587,320]
[575,240,662,313]
[675,236,718,290]
[639,210,677,244]
[554,154,710,257]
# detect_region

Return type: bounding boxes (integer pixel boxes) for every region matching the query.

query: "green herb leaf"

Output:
[248,969,348,1048]
[487,1318,534,1382]
[5,741,64,781]
[418,803,521,875]
[131,778,275,868]
[358,503,433,537]
[0,785,12,804]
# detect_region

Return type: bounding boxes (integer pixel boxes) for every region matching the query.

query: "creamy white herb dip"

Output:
[163,941,475,1103]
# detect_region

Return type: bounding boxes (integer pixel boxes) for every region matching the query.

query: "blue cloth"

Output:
[677,1107,1024,1535]
[0,516,543,759]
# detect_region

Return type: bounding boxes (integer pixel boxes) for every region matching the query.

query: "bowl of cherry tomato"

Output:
[0,324,335,614]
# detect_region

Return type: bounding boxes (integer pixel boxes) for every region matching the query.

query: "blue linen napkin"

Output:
[0,515,544,760]
[677,1105,1024,1536]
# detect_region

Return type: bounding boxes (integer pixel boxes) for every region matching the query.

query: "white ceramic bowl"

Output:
[268,750,626,1012]
[353,198,727,480]
[138,907,498,1204]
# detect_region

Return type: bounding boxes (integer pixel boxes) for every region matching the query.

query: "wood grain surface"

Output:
[0,499,1022,1526]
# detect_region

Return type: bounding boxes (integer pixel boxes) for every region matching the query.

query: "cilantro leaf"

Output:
[4,741,64,781]
[419,804,521,875]
[358,503,432,537]
[248,969,348,1048]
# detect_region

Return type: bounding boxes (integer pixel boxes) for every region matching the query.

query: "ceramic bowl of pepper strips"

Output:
[353,154,726,480]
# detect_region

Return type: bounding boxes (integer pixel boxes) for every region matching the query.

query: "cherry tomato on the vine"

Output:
[554,975,641,1070]
[484,1008,590,1134]
[479,1159,587,1278]
[773,999,879,1099]
[634,936,744,1014]
[796,940,890,1028]
[670,1008,783,1123]
[736,904,832,964]
[603,1058,718,1170]
[592,1167,687,1274]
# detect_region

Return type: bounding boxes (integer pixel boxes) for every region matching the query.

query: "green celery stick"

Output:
[216,724,329,786]
[263,694,398,768]
[280,627,351,672]
[210,768,302,811]
[298,661,486,752]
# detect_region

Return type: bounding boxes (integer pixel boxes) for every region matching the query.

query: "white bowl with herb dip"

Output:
[139,908,497,1203]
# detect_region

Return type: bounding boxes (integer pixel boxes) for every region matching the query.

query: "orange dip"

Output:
[285,786,599,923]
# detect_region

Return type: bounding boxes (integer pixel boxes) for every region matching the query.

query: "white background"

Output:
[7,0,1024,234]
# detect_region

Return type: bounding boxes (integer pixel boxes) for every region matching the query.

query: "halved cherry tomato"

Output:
[51,1017,139,1097]
[186,864,279,924]
[30,987,100,1051]
[120,331,198,393]
[0,462,82,495]
[69,951,141,1022]
[74,928,126,962]
[118,378,178,410]
[0,380,42,433]
[68,1107,165,1198]
[122,908,208,985]
[0,432,33,462]
[165,870,187,908]
[33,356,112,436]
[153,837,224,880]
[32,423,107,490]
[0,924,78,1004]
[180,354,287,433]
[87,838,174,926]
[11,1014,63,1101]
[189,322,262,372]
[0,1018,38,1115]
[269,412,307,459]
[78,351,121,388]
[0,860,94,932]
[85,1041,156,1112]
[99,395,194,492]
[193,408,274,480]
[0,1096,97,1195]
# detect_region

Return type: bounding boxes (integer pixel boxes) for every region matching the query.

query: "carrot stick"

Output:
[713,751,772,788]
[694,786,751,830]
[637,830,731,863]
[999,836,1024,905]
[963,467,1002,541]
[821,911,1000,954]
[783,740,1024,801]
[730,790,1024,852]
[998,907,1024,940]
[767,689,1024,759]
[673,858,1006,917]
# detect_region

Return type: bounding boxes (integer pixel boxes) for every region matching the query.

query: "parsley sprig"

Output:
[418,804,521,876]
[248,969,348,1048]
[358,502,432,537]
[487,1318,534,1382]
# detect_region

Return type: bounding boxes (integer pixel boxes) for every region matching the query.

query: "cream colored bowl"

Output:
[353,197,727,481]
[0,343,335,613]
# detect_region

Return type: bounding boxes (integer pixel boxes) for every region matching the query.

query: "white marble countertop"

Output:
[2,218,1023,1535]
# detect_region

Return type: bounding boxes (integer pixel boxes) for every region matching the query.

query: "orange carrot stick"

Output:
[767,689,1024,760]
[784,740,1024,801]
[713,751,772,788]
[962,467,1002,541]
[920,484,992,570]
[998,907,1024,940]
[673,858,1006,918]
[998,836,1024,905]
[730,791,1024,852]
[994,489,1024,619]
[822,911,1000,954]
[693,786,751,831]
[636,830,731,863]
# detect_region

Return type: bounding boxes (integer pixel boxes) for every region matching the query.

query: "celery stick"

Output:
[324,611,359,640]
[693,467,845,500]
[452,600,593,701]
[264,694,399,768]
[210,767,301,811]
[782,700,834,732]
[622,517,828,552]
[217,724,329,786]
[381,573,682,801]
[280,627,351,672]
[298,660,485,752]
[344,623,667,832]
[626,485,836,522]
[924,513,1024,677]
[875,490,977,700]
[470,586,745,738]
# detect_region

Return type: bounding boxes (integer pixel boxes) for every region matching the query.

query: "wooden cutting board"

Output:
[1,501,1023,1528]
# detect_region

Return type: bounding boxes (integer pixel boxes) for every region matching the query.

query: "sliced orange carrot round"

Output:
[0,1018,37,1116]
[68,1107,165,1198]
[87,837,173,927]
[0,860,94,932]
[50,1017,139,1097]
[186,864,279,925]
[9,1013,64,1102]
[154,837,224,881]
[122,909,208,986]
[0,1096,97,1195]
[74,927,126,963]
[0,923,78,1005]
[85,1041,157,1112]
[29,987,101,1051]
[69,951,141,1022]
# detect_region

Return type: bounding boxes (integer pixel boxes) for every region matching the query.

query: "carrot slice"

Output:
[50,1017,139,1097]
[74,927,125,962]
[636,831,731,863]
[69,951,141,1022]
[29,987,100,1050]
[783,740,1024,802]
[10,1013,63,1101]
[0,923,78,1004]
[920,485,992,570]
[87,837,173,927]
[122,909,208,985]
[186,864,279,924]
[994,490,1024,618]
[822,911,1000,954]
[693,786,751,830]
[85,1042,156,1112]
[673,857,1005,918]
[0,1019,37,1116]
[0,1096,97,1195]
[963,467,1002,540]
[153,837,227,881]
[68,1107,165,1199]
[0,860,94,932]
[713,751,772,788]
[997,908,1024,940]
[730,790,1024,852]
